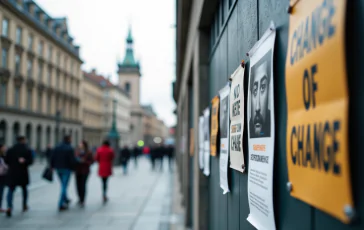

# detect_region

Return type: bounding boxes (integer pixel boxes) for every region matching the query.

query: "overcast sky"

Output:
[36,0,176,127]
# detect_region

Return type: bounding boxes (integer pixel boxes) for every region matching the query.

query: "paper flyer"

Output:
[246,22,276,230]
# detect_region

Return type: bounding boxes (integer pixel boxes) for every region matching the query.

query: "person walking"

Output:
[150,145,156,171]
[119,146,131,175]
[132,145,139,168]
[74,140,93,207]
[4,136,33,217]
[0,144,8,213]
[167,145,175,171]
[51,135,76,211]
[95,140,115,203]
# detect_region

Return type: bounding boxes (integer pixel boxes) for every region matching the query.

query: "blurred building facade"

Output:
[82,70,103,148]
[0,0,82,150]
[83,69,131,148]
[142,104,169,146]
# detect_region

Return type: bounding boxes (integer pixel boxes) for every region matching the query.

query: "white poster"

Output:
[203,108,210,176]
[219,84,230,194]
[229,65,245,173]
[246,22,276,230]
[198,116,204,170]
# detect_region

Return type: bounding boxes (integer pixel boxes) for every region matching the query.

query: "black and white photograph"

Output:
[249,50,272,139]
[220,97,229,138]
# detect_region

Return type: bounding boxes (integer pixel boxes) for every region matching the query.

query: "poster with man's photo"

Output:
[203,108,210,176]
[219,84,230,194]
[199,116,205,170]
[246,22,276,230]
[229,65,245,173]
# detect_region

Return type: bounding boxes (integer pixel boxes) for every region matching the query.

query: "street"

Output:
[0,157,183,230]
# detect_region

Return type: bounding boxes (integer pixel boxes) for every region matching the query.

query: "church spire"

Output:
[121,26,137,67]
[118,26,140,76]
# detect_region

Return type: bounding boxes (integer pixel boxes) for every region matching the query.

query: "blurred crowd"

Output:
[0,135,174,218]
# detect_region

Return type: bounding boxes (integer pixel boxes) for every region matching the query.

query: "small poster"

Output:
[199,116,205,170]
[189,128,194,156]
[219,84,230,194]
[247,22,276,230]
[210,96,220,157]
[229,65,245,173]
[203,107,211,176]
[286,0,353,223]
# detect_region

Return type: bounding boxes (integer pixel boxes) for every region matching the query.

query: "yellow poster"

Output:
[189,128,194,156]
[210,96,219,156]
[286,0,353,223]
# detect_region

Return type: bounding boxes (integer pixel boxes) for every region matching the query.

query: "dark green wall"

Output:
[204,0,364,229]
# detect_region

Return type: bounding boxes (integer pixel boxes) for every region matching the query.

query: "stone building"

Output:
[0,0,82,150]
[142,104,169,146]
[83,70,131,148]
[117,28,144,146]
[82,70,103,148]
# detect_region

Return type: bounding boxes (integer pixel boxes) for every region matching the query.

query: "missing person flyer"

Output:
[219,84,230,194]
[246,22,276,230]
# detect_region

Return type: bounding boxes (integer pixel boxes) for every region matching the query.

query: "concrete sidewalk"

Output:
[0,157,179,230]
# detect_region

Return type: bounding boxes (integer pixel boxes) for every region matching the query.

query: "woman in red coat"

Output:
[95,140,115,203]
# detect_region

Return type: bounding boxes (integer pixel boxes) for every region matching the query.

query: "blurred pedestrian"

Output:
[5,136,33,217]
[167,145,175,171]
[156,144,165,171]
[0,144,8,213]
[142,146,150,155]
[75,140,94,207]
[150,145,156,171]
[51,135,76,211]
[119,146,131,175]
[95,140,115,203]
[132,145,139,168]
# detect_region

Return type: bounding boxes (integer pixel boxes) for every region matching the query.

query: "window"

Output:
[15,54,21,75]
[27,58,33,78]
[0,83,7,105]
[70,62,73,74]
[14,87,20,108]
[37,91,42,112]
[55,97,59,111]
[27,89,32,111]
[47,67,52,85]
[28,34,33,50]
[1,18,9,37]
[16,26,22,44]
[125,82,131,93]
[57,52,60,65]
[48,45,52,60]
[38,41,43,56]
[38,61,43,81]
[1,48,8,68]
[47,97,51,114]
[56,71,60,88]
[64,57,67,70]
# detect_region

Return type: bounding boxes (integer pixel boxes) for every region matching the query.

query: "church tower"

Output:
[117,27,143,145]
[118,27,141,107]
